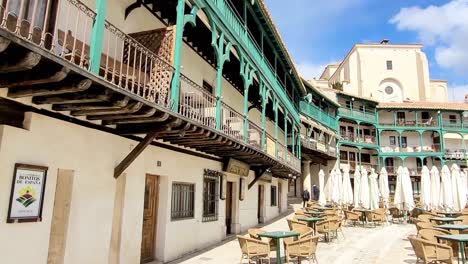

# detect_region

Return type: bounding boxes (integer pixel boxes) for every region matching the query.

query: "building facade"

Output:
[299,41,468,198]
[0,0,303,263]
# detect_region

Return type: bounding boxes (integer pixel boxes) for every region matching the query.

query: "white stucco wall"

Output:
[0,113,288,264]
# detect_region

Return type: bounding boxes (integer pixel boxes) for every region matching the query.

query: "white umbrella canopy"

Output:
[353,169,361,209]
[379,167,390,208]
[324,169,332,203]
[461,170,468,208]
[359,168,370,209]
[451,164,466,211]
[318,169,326,206]
[440,165,454,211]
[420,166,431,211]
[430,166,441,211]
[394,166,404,210]
[331,169,343,206]
[402,167,415,211]
[369,168,380,210]
[341,167,354,206]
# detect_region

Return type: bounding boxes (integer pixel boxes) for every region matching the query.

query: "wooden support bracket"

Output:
[114,130,158,179]
[248,166,269,190]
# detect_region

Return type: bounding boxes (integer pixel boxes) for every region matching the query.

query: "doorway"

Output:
[258,185,264,223]
[225,182,233,234]
[140,175,159,263]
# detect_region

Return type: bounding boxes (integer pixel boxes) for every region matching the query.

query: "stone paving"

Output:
[167,208,418,264]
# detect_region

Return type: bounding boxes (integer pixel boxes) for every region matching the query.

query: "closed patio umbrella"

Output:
[451,164,466,211]
[353,168,361,209]
[440,165,453,211]
[379,167,390,208]
[359,168,370,209]
[369,168,380,210]
[341,167,354,206]
[430,166,441,211]
[402,167,415,211]
[394,166,404,210]
[324,169,332,203]
[318,169,326,206]
[420,166,431,211]
[331,169,343,206]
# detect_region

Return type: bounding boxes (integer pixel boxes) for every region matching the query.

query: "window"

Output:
[361,153,371,163]
[421,112,430,120]
[449,115,457,124]
[385,86,394,95]
[203,174,219,222]
[401,136,408,148]
[397,112,406,120]
[202,80,214,94]
[271,186,277,206]
[389,136,396,146]
[386,60,393,70]
[340,151,348,161]
[345,101,351,108]
[171,182,195,220]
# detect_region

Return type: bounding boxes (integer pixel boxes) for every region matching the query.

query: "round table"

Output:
[258,231,299,264]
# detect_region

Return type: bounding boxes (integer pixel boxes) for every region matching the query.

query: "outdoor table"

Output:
[298,217,326,233]
[436,224,468,234]
[353,209,372,225]
[305,210,324,217]
[430,217,463,224]
[435,234,468,264]
[258,231,299,264]
[438,212,462,217]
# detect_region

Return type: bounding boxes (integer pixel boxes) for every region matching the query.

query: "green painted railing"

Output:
[300,101,337,130]
[338,107,377,123]
[206,0,299,122]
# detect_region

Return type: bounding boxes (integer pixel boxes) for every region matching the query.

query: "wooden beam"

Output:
[0,36,11,52]
[8,78,92,98]
[114,130,158,178]
[52,97,130,111]
[0,65,69,87]
[248,166,269,190]
[33,89,112,104]
[0,51,41,73]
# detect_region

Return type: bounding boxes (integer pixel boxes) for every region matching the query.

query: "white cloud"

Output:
[448,84,468,102]
[390,0,468,73]
[295,62,328,80]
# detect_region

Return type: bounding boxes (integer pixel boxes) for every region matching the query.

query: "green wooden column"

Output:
[358,147,362,167]
[398,131,402,151]
[273,97,279,158]
[291,125,296,156]
[260,82,270,151]
[357,122,361,143]
[415,111,419,126]
[418,131,423,150]
[169,1,198,110]
[393,111,397,126]
[240,56,255,142]
[284,112,288,160]
[211,24,232,130]
[89,0,107,74]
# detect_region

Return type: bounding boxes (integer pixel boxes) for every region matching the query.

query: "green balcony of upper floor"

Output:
[300,101,337,130]
[338,107,377,124]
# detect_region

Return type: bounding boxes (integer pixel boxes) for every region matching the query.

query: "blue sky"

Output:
[264,0,468,101]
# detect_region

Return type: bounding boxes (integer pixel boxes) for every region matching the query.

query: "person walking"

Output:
[302,189,310,208]
[312,184,320,201]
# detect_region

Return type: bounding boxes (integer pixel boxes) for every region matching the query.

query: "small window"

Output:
[340,150,348,161]
[385,86,394,95]
[397,112,406,120]
[389,136,396,146]
[271,186,277,206]
[345,101,351,108]
[449,115,457,124]
[203,174,219,222]
[421,112,430,120]
[386,60,393,70]
[401,136,408,148]
[361,153,371,163]
[171,182,195,220]
[203,80,214,94]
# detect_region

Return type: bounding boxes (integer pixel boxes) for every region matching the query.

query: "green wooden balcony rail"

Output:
[441,119,467,130]
[0,0,301,173]
[338,107,377,123]
[300,137,337,157]
[444,149,466,160]
[204,0,299,122]
[379,118,439,128]
[300,101,337,130]
[339,132,377,145]
[380,143,442,153]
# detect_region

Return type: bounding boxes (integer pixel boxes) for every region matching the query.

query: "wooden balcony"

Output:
[0,0,300,177]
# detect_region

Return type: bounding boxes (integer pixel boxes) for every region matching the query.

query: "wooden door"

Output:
[141,175,159,263]
[278,182,282,213]
[258,185,264,223]
[225,182,233,234]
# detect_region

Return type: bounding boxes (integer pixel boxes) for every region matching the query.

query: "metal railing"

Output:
[442,119,464,129]
[444,149,466,159]
[340,133,376,144]
[338,107,377,123]
[380,144,441,153]
[0,0,301,172]
[300,101,337,129]
[379,118,438,127]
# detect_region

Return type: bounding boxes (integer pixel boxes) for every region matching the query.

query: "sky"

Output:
[263,0,468,102]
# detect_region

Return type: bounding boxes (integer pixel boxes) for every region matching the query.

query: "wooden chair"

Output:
[289,218,308,230]
[408,235,453,264]
[284,226,314,245]
[416,222,435,232]
[237,235,271,264]
[368,208,386,226]
[285,236,320,264]
[419,228,451,243]
[344,210,360,226]
[418,214,435,223]
[389,207,405,223]
[323,208,337,215]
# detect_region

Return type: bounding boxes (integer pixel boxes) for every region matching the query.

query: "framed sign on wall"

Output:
[7,163,48,223]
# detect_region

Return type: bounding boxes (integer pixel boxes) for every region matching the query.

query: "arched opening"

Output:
[378,78,403,102]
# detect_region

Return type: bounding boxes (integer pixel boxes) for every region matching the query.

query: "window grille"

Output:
[171,182,195,220]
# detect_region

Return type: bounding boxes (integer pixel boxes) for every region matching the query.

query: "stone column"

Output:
[301,160,311,196]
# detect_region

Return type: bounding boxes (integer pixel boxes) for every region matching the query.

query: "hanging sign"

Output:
[7,164,48,223]
[225,159,250,177]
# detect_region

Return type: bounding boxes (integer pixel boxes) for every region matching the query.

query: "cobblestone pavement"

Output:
[168,210,418,264]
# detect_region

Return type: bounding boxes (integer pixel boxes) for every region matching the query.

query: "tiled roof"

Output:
[302,79,340,107]
[337,91,380,103]
[378,102,468,111]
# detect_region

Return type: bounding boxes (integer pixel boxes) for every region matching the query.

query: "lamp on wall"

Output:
[239,178,246,201]
[220,174,227,200]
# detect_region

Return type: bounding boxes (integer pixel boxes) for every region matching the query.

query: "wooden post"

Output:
[274,98,279,158]
[89,0,107,74]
